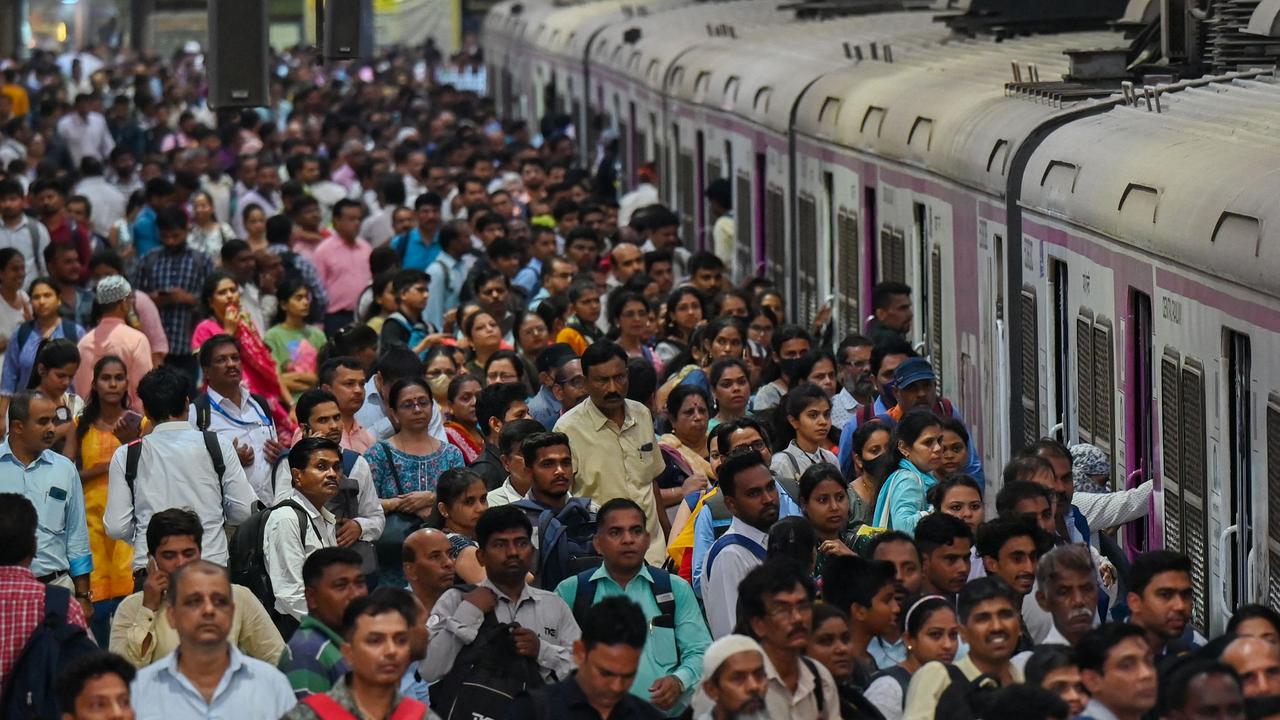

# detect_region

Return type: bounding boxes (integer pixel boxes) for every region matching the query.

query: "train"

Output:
[481,0,1280,635]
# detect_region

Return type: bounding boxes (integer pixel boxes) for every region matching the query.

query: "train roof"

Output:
[794,29,1124,195]
[667,11,943,133]
[590,0,791,93]
[1020,71,1280,297]
[525,0,689,63]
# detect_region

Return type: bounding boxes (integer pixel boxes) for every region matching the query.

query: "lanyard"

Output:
[210,397,271,429]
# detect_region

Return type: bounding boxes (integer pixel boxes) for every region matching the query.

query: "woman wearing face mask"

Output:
[443,374,483,464]
[423,345,458,405]
[865,596,961,720]
[872,409,944,534]
[750,324,812,414]
[850,421,893,524]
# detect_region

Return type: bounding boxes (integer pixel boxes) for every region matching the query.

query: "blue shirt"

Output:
[131,205,158,256]
[0,441,91,577]
[132,645,297,720]
[527,385,562,430]
[390,228,441,271]
[513,257,542,295]
[425,252,467,330]
[690,481,802,595]
[556,566,710,715]
[1,320,84,397]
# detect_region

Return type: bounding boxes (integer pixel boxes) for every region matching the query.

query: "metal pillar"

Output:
[0,0,25,59]
[130,0,153,52]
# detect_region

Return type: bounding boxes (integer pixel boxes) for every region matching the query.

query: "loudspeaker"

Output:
[207,0,270,109]
[323,0,370,60]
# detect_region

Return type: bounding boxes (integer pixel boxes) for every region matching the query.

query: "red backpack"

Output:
[301,693,428,720]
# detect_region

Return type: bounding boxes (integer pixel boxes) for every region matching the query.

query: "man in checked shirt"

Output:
[132,206,212,385]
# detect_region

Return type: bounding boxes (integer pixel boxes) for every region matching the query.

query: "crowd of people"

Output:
[0,36,1276,720]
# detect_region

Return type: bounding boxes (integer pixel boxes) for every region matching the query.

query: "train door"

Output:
[1128,290,1154,552]
[978,223,1009,479]
[754,152,767,277]
[914,202,931,359]
[1224,330,1254,621]
[1049,260,1070,440]
[863,186,877,316]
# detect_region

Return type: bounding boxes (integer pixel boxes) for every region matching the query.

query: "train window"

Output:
[931,246,944,390]
[837,208,859,336]
[797,195,819,324]
[678,150,696,248]
[1049,260,1070,439]
[1181,358,1208,631]
[879,228,906,286]
[1092,318,1115,459]
[1226,331,1253,613]
[737,173,753,267]
[707,158,722,183]
[908,117,934,152]
[1268,394,1280,609]
[860,107,886,136]
[766,187,786,279]
[1020,287,1039,447]
[1161,349,1184,556]
[694,72,711,103]
[1076,310,1095,443]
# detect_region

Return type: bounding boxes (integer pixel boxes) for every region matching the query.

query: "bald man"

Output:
[1223,636,1280,699]
[402,528,458,614]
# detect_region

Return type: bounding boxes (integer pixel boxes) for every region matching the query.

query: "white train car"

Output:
[1019,71,1280,635]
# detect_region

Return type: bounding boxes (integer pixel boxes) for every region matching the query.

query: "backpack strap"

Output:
[193,393,211,431]
[340,449,359,477]
[300,693,359,720]
[247,392,274,426]
[392,231,410,264]
[59,318,76,341]
[124,439,143,496]
[16,321,32,350]
[571,568,597,624]
[43,584,72,625]
[275,499,314,548]
[872,665,914,707]
[705,533,766,580]
[202,431,226,482]
[26,219,44,276]
[649,567,676,618]
[800,656,825,715]
[705,491,732,531]
[934,398,955,418]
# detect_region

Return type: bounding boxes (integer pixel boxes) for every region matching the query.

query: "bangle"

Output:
[75,591,92,600]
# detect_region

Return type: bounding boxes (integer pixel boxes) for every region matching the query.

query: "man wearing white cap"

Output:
[75,274,153,405]
[697,635,770,720]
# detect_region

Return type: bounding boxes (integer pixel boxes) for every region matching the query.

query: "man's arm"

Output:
[690,509,714,595]
[263,512,308,620]
[670,577,712,696]
[63,469,93,579]
[107,593,160,666]
[704,546,755,638]
[535,594,580,680]
[1073,480,1153,531]
[219,438,257,525]
[103,444,136,542]
[234,585,286,665]
[420,590,482,681]
[350,457,385,541]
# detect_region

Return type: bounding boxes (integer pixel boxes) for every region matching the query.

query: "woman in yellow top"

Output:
[555,281,603,356]
[70,355,145,643]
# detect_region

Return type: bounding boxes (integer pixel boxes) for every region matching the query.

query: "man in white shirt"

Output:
[831,334,874,431]
[700,451,779,639]
[105,367,255,572]
[0,178,50,287]
[728,560,839,719]
[264,437,341,626]
[56,93,115,167]
[190,334,283,505]
[73,156,126,236]
[1077,623,1158,720]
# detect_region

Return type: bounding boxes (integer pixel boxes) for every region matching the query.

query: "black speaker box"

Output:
[206,0,270,109]
[323,0,368,60]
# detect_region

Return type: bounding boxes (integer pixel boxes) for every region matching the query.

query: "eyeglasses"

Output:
[398,398,432,411]
[731,439,768,454]
[765,600,813,620]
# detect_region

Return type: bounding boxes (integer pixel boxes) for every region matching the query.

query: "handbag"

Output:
[372,440,425,569]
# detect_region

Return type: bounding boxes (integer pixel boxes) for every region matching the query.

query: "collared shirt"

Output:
[869,635,908,670]
[312,234,373,312]
[75,316,153,407]
[270,452,385,543]
[903,656,1023,720]
[341,419,375,454]
[109,583,285,668]
[555,566,710,715]
[130,645,298,720]
[278,614,348,698]
[689,482,802,596]
[0,442,91,577]
[513,257,543,294]
[281,674,425,720]
[0,565,88,684]
[132,287,170,355]
[1079,698,1122,720]
[359,208,396,247]
[265,490,337,620]
[830,388,861,431]
[73,175,127,236]
[470,442,506,491]
[189,386,279,504]
[505,675,666,720]
[0,214,50,290]
[422,576,579,683]
[425,252,466,329]
[527,385,562,431]
[735,651,841,720]
[105,420,256,569]
[1,319,83,397]
[354,377,447,444]
[700,517,768,639]
[389,227,441,271]
[56,111,115,166]
[487,477,526,508]
[555,398,667,566]
[132,244,213,354]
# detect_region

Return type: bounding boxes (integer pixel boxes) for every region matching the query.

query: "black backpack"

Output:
[934,665,1001,720]
[226,499,310,633]
[512,497,602,590]
[1,586,99,720]
[15,318,78,350]
[429,585,546,720]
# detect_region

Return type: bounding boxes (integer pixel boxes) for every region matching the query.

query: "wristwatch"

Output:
[75,590,93,601]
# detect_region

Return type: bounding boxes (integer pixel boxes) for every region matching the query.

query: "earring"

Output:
[906,645,912,651]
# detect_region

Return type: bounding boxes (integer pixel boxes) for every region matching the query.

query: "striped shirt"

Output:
[278,614,348,698]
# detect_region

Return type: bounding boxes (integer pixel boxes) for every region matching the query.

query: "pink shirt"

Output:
[75,317,153,405]
[312,234,373,313]
[132,290,169,356]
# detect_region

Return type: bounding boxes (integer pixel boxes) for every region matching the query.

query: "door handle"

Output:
[1217,524,1239,623]
[1050,423,1064,442]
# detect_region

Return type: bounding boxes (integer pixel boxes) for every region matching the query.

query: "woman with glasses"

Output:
[483,349,527,387]
[364,377,464,519]
[744,305,778,386]
[512,310,549,395]
[26,338,83,455]
[423,345,458,404]
[608,291,661,375]
[442,374,484,464]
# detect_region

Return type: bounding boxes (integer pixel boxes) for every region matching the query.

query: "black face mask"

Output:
[861,452,896,480]
[780,358,804,382]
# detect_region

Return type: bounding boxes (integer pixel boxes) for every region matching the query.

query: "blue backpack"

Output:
[1,586,99,719]
[388,312,431,355]
[513,497,602,590]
